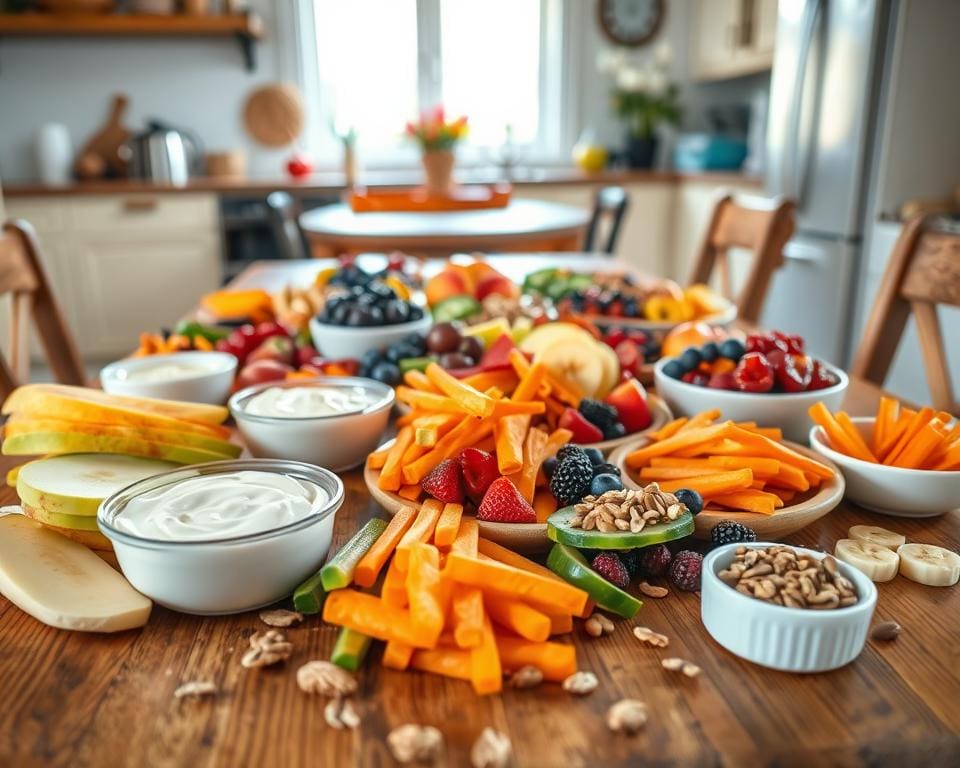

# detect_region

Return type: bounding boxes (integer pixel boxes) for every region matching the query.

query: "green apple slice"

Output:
[22,502,101,532]
[546,543,642,619]
[3,432,233,465]
[547,506,694,550]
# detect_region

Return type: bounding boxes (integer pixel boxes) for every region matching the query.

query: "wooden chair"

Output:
[0,219,85,399]
[265,191,311,260]
[687,193,796,324]
[851,215,960,414]
[583,185,630,255]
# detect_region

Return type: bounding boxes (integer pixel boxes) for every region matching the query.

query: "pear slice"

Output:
[2,431,234,465]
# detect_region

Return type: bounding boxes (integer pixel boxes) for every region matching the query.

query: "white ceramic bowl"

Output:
[100,351,237,405]
[309,312,432,360]
[98,459,343,615]
[701,543,877,672]
[809,418,960,517]
[653,357,848,443]
[229,376,394,472]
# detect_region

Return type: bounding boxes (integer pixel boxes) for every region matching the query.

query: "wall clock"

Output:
[598,0,665,47]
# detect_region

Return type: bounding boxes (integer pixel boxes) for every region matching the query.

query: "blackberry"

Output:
[619,549,644,580]
[549,448,594,504]
[579,398,619,431]
[639,544,672,577]
[710,520,758,546]
[592,462,621,478]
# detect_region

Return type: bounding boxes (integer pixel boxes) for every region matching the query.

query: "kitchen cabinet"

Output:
[2,193,222,360]
[691,0,778,82]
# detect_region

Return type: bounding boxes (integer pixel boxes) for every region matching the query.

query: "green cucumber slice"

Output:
[399,356,434,374]
[547,506,694,550]
[320,518,388,591]
[330,627,372,672]
[546,543,642,619]
[566,274,593,292]
[522,267,557,294]
[432,295,482,323]
[544,277,572,301]
[293,568,326,615]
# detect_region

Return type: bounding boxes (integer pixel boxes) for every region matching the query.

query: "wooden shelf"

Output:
[0,12,264,70]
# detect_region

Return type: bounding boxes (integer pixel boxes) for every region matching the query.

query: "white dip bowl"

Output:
[100,351,237,405]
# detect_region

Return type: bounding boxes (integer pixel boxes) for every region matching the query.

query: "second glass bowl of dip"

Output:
[98,458,344,615]
[228,376,395,471]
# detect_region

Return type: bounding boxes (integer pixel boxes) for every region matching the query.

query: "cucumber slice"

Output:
[522,267,557,294]
[432,295,482,323]
[292,567,326,615]
[566,274,593,292]
[544,277,572,301]
[547,506,694,550]
[546,543,642,619]
[320,518,388,591]
[330,627,372,672]
[399,356,434,374]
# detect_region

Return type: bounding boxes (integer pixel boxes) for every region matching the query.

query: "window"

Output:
[304,0,567,167]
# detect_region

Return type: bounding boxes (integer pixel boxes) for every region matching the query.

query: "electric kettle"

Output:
[124,120,202,186]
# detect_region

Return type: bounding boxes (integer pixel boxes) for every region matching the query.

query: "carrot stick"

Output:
[395,387,477,415]
[547,612,573,635]
[402,417,495,485]
[647,417,689,442]
[728,426,835,479]
[872,397,899,455]
[891,418,948,469]
[836,411,877,463]
[513,426,550,502]
[625,423,734,468]
[532,488,557,523]
[381,557,409,608]
[485,598,551,642]
[462,369,519,394]
[451,585,484,649]
[511,361,548,402]
[382,641,414,670]
[403,369,441,393]
[883,407,935,465]
[543,427,573,458]
[425,363,495,417]
[703,456,782,475]
[490,400,546,417]
[378,427,415,491]
[708,489,780,515]
[323,590,427,647]
[405,543,445,647]
[658,468,753,496]
[367,446,390,470]
[470,615,502,695]
[767,462,810,492]
[354,507,417,588]
[809,402,874,462]
[477,537,564,582]
[496,413,529,474]
[397,484,422,501]
[433,503,463,547]
[735,425,783,441]
[394,500,444,571]
[877,407,917,461]
[450,518,479,557]
[410,647,472,681]
[494,634,577,682]
[676,409,722,432]
[639,466,729,480]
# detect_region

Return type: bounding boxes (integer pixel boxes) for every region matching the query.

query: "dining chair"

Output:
[851,214,960,414]
[583,186,630,255]
[0,219,85,399]
[687,193,796,324]
[265,191,311,260]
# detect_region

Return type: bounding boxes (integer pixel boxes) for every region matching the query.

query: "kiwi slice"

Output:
[547,506,694,550]
[546,543,642,619]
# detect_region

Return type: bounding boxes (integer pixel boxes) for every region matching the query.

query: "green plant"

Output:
[598,44,682,140]
[613,85,682,140]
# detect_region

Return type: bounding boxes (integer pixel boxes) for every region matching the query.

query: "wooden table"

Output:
[299,200,590,257]
[2,261,959,767]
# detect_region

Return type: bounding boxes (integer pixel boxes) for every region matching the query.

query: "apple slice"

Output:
[2,432,234,465]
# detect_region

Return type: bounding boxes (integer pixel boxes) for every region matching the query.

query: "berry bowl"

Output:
[701,543,877,672]
[653,357,848,443]
[310,312,432,361]
[809,418,960,518]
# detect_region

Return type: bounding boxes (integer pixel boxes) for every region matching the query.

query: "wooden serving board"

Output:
[608,438,846,540]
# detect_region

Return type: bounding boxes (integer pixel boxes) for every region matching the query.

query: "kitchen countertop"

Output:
[1,168,762,198]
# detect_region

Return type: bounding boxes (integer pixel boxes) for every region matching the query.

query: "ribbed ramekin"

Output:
[701,543,877,672]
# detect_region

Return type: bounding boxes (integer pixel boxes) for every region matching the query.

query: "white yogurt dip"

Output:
[242,385,380,418]
[119,361,217,383]
[112,470,328,542]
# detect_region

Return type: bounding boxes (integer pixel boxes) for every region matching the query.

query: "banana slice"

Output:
[595,341,621,398]
[848,525,905,551]
[896,543,960,587]
[834,539,900,582]
[537,339,605,399]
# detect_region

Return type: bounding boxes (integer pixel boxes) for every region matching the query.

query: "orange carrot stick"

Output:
[647,417,689,442]
[450,518,479,557]
[708,489,780,515]
[625,423,734,468]
[367,448,390,470]
[394,500,444,571]
[377,427,415,491]
[403,369,441,393]
[809,402,874,462]
[405,543,445,647]
[381,557,409,607]
[382,641,414,670]
[451,585,484,649]
[728,426,834,479]
[402,417,495,485]
[513,425,550,502]
[477,537,564,582]
[470,615,502,695]
[494,634,577,682]
[883,407,935,465]
[890,418,948,469]
[354,506,417,588]
[658,468,753,496]
[836,411,877,463]
[425,363,494,417]
[533,488,557,523]
[323,590,426,647]
[872,396,899,455]
[397,484,422,501]
[433,502,463,547]
[485,598,551,642]
[410,647,472,681]
[496,413,529,474]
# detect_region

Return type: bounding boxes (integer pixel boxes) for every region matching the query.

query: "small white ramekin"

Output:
[309,312,432,359]
[100,351,237,405]
[701,543,877,672]
[98,459,343,615]
[229,376,394,472]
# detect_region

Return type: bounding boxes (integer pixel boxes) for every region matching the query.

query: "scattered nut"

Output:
[241,629,293,668]
[632,626,669,648]
[606,699,648,734]
[471,727,512,768]
[324,697,360,730]
[387,724,444,764]
[661,657,701,677]
[595,613,615,633]
[296,660,358,696]
[570,485,687,531]
[562,670,599,695]
[508,665,543,689]
[584,613,615,637]
[870,620,902,641]
[638,582,669,598]
[173,680,217,699]
[259,609,303,628]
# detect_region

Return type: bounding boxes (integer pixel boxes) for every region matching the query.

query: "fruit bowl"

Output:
[597,299,737,334]
[809,418,960,518]
[654,357,848,443]
[608,437,845,540]
[310,312,432,361]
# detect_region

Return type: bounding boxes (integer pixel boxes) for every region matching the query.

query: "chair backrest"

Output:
[0,220,85,398]
[851,214,960,414]
[583,186,630,255]
[687,193,796,324]
[265,191,311,260]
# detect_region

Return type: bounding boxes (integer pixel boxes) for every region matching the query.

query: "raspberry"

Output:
[668,551,703,591]
[591,553,630,589]
[710,520,757,546]
[639,544,672,577]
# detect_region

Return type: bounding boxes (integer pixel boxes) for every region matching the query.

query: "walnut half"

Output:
[387,724,444,764]
[296,660,358,696]
[471,727,512,768]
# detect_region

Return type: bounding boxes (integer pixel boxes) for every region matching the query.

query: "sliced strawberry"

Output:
[604,379,652,433]
[477,476,536,523]
[421,459,465,503]
[479,334,517,370]
[614,339,644,378]
[558,407,604,444]
[459,447,499,498]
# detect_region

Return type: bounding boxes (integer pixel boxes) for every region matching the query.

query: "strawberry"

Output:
[477,477,536,523]
[421,459,464,503]
[459,447,499,498]
[604,379,652,433]
[558,407,604,444]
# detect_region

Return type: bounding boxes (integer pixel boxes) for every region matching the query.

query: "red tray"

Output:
[348,183,512,213]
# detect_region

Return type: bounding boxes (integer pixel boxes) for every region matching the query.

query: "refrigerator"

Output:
[760,0,891,364]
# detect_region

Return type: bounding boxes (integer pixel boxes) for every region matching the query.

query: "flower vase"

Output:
[421,149,454,196]
[625,136,658,169]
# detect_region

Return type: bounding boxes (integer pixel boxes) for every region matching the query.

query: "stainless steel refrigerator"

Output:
[761,0,891,364]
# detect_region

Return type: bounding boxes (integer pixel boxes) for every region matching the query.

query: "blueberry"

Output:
[592,462,621,478]
[662,359,685,379]
[361,348,383,369]
[590,473,624,496]
[402,332,427,353]
[367,281,396,299]
[369,361,401,386]
[384,299,411,324]
[543,456,557,477]
[623,298,638,317]
[332,302,352,324]
[673,488,703,516]
[719,338,746,362]
[583,447,605,466]
[701,341,720,362]
[680,347,703,371]
[603,422,626,439]
[408,305,424,321]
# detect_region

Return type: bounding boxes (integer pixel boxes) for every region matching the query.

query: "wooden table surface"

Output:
[2,261,959,767]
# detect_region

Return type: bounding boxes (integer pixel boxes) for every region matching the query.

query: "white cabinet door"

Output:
[692,0,776,81]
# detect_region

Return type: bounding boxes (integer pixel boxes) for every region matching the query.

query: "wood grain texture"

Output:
[0,379,958,767]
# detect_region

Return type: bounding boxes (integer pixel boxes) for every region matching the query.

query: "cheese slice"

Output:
[0,513,151,632]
